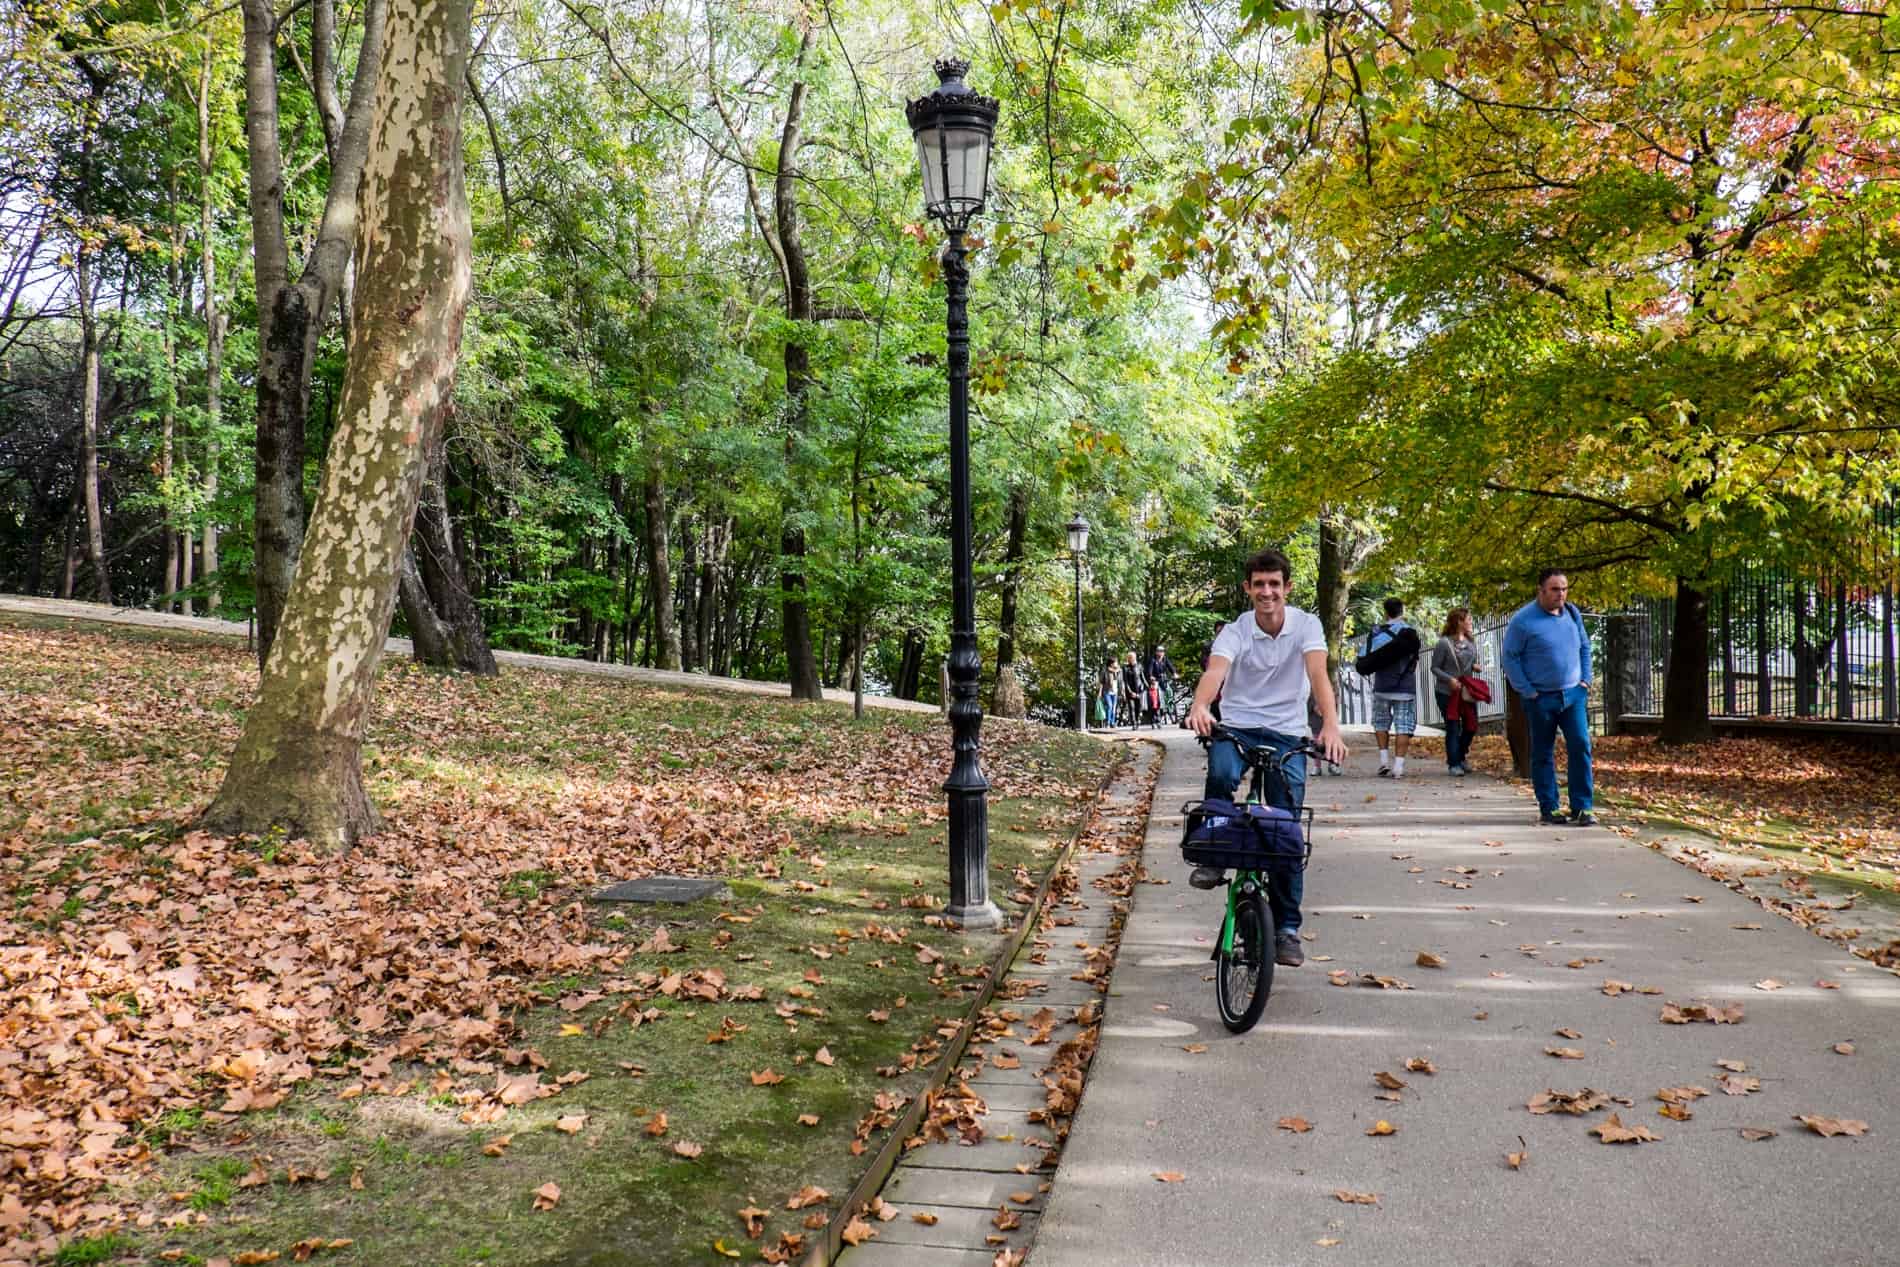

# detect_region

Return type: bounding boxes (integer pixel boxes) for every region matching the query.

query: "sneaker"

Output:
[1571,811,1599,827]
[1377,766,1393,778]
[1538,813,1567,826]
[1449,766,1467,778]
[1275,935,1304,967]
[1189,865,1226,890]
[1327,762,1343,777]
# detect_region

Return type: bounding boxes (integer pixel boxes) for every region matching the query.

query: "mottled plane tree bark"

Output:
[240,0,387,663]
[205,0,475,848]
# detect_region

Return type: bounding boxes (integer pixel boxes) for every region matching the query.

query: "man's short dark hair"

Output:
[1243,548,1292,585]
[1382,597,1403,619]
[1537,567,1568,586]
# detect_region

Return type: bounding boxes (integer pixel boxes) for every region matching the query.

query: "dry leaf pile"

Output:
[0,625,1102,1257]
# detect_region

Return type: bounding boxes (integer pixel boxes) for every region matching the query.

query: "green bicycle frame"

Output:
[1218,871,1267,955]
[1218,760,1281,956]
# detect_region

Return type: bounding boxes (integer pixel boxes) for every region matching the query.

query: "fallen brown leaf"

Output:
[1795,1114,1869,1138]
[533,1182,563,1211]
[1277,1116,1312,1133]
[1591,1113,1659,1144]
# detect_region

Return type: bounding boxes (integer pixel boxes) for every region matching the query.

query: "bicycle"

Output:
[1181,726,1321,1032]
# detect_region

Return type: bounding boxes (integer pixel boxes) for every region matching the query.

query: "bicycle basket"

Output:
[1180,798,1314,872]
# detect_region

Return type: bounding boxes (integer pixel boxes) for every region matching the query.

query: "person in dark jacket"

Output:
[1120,652,1146,727]
[1361,597,1421,778]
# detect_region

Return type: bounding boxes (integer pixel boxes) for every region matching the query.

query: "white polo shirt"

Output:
[1210,605,1327,734]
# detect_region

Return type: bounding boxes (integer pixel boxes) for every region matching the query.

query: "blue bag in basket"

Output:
[1183,798,1306,868]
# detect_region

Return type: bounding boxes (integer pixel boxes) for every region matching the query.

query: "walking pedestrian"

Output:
[1500,569,1596,826]
[1356,597,1421,778]
[1146,646,1176,720]
[1432,608,1483,776]
[1098,661,1118,730]
[1120,652,1146,728]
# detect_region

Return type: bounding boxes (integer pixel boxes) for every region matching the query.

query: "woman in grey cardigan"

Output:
[1432,608,1482,775]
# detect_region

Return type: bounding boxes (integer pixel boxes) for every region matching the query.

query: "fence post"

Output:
[1836,582,1852,720]
[1756,582,1770,716]
[1720,588,1736,716]
[1885,581,1897,724]
[1795,587,1810,716]
[1603,612,1645,734]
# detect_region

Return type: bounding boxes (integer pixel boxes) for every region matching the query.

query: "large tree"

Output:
[205,0,475,846]
[240,0,387,663]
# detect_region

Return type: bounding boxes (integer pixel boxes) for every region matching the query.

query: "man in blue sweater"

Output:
[1500,569,1596,826]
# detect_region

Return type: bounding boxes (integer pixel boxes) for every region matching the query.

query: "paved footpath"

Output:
[1035,729,1900,1267]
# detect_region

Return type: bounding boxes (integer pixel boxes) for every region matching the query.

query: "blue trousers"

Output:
[1204,726,1307,936]
[1528,685,1593,816]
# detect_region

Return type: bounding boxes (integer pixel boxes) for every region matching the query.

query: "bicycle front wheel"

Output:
[1215,884,1274,1032]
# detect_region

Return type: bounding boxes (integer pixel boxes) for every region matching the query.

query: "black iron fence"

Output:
[1629,578,1900,725]
[1621,503,1900,725]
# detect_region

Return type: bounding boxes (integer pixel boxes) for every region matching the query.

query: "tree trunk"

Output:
[161,215,181,612]
[397,546,452,665]
[198,39,223,613]
[1659,575,1713,744]
[679,514,699,670]
[179,527,194,617]
[992,483,1029,686]
[698,515,727,672]
[1315,510,1353,665]
[59,487,79,599]
[406,437,495,673]
[644,466,682,670]
[770,36,821,700]
[896,627,925,700]
[242,0,388,664]
[1503,680,1531,778]
[204,0,474,849]
[75,161,110,604]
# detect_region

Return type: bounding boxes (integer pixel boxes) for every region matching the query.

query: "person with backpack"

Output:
[1355,597,1422,778]
[1501,569,1596,826]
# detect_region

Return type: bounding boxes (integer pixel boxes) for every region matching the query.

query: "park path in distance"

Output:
[1033,728,1900,1267]
[0,594,937,713]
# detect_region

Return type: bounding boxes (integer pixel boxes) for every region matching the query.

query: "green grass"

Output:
[50,1233,136,1266]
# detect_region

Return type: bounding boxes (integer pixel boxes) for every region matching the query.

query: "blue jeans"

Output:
[1203,726,1307,936]
[1435,692,1473,768]
[1527,685,1593,816]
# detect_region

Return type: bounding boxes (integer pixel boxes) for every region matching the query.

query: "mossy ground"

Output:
[0,613,1118,1264]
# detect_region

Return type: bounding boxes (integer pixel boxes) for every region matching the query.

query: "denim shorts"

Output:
[1371,696,1417,735]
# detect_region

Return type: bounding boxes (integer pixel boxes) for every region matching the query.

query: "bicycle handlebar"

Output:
[1197,725,1326,768]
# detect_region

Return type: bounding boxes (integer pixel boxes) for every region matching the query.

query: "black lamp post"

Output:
[1066,515,1090,730]
[908,58,1000,930]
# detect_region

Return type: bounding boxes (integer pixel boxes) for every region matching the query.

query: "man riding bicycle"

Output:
[1186,548,1349,969]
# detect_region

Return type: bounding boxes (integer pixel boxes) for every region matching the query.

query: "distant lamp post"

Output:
[1066,515,1090,730]
[907,57,1000,930]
